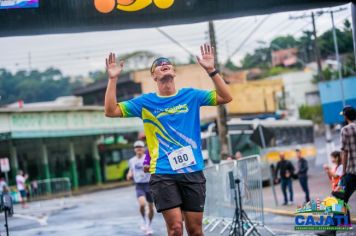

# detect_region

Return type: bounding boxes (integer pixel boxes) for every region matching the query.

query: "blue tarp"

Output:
[318,77,356,124]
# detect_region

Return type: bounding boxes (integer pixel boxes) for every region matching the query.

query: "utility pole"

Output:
[330,10,345,106]
[291,7,348,166]
[316,7,347,106]
[290,12,323,81]
[352,3,356,68]
[208,21,229,160]
[28,52,32,71]
[311,12,323,81]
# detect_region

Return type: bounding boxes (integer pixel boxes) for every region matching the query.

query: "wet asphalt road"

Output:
[1,185,355,236]
[1,133,355,236]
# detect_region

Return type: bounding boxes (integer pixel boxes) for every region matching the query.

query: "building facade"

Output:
[0,107,142,188]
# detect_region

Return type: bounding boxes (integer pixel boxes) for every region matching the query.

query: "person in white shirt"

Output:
[16,170,28,208]
[126,141,154,235]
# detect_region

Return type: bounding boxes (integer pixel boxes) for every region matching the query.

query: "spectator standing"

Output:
[340,106,356,203]
[0,175,7,195]
[296,149,310,203]
[16,170,28,208]
[323,151,343,192]
[275,153,295,205]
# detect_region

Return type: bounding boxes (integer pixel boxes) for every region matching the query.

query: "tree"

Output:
[0,67,79,106]
[270,35,298,50]
[88,50,160,82]
[312,67,338,84]
[319,20,353,58]
[299,104,323,124]
[89,70,107,82]
[241,47,270,69]
[118,50,159,71]
[298,31,314,63]
[224,59,239,71]
[239,20,354,73]
[241,35,299,69]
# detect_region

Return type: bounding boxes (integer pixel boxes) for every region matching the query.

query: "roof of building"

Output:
[0,106,104,113]
[73,73,132,95]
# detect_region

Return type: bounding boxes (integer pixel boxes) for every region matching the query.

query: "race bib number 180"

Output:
[168,146,196,171]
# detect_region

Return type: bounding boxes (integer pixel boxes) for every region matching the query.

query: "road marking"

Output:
[13,213,49,226]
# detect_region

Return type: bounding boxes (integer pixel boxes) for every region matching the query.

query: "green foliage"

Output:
[270,35,298,50]
[343,53,356,77]
[224,59,239,71]
[319,27,352,58]
[264,66,295,77]
[88,50,159,81]
[241,47,270,69]
[312,53,356,84]
[343,19,351,30]
[0,68,80,106]
[240,20,354,73]
[312,67,337,83]
[188,55,196,64]
[299,104,323,124]
[297,30,314,63]
[89,70,107,82]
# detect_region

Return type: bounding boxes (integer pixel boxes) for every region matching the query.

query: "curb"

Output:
[72,181,133,196]
[22,182,134,203]
[264,207,356,224]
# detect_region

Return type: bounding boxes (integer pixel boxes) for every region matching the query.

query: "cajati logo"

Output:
[94,0,175,13]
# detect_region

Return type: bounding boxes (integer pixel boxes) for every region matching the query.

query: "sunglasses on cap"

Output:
[150,57,172,73]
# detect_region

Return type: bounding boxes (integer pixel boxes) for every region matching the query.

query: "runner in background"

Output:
[126,141,154,235]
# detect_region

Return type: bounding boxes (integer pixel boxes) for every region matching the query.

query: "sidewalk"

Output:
[263,168,356,223]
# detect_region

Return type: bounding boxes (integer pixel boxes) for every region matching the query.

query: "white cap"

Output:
[134,140,145,148]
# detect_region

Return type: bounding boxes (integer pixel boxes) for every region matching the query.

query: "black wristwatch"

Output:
[208,69,219,78]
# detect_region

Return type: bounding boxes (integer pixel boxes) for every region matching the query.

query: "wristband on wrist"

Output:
[208,69,219,78]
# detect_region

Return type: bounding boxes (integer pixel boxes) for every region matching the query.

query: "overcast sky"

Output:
[0,3,352,77]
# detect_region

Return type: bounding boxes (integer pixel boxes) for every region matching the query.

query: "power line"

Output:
[149,28,195,56]
[0,37,205,64]
[217,18,255,42]
[225,10,347,65]
[226,15,270,61]
[0,45,204,68]
[289,11,323,80]
[0,35,205,62]
[215,18,242,36]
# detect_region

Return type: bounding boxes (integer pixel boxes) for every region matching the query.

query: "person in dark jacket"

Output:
[296,149,310,203]
[275,152,295,205]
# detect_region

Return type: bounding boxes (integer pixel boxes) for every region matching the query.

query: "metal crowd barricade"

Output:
[204,155,275,235]
[30,177,72,201]
[204,161,236,233]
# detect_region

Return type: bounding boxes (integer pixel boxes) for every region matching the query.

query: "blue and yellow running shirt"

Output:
[118,88,217,174]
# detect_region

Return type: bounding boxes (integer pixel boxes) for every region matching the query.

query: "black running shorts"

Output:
[149,171,206,213]
[135,183,153,203]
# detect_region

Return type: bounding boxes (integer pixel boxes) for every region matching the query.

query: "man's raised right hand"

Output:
[105,53,124,79]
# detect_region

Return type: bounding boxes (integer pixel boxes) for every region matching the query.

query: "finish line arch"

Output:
[0,0,350,37]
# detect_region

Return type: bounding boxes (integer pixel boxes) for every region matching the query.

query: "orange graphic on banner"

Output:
[94,0,174,13]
